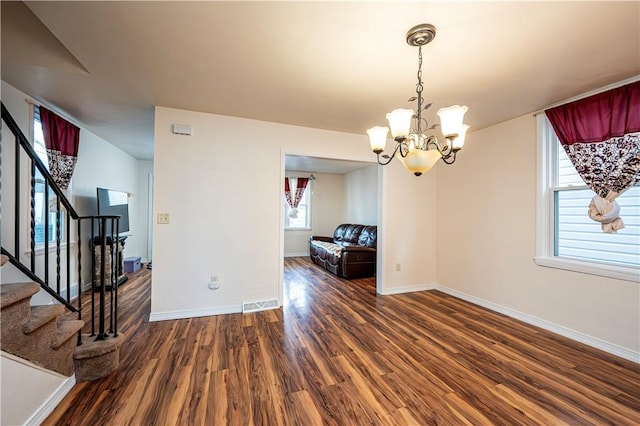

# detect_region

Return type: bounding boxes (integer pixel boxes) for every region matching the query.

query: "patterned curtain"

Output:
[284,177,309,218]
[39,106,80,190]
[545,81,640,233]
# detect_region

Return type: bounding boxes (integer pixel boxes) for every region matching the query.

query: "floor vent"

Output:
[242,299,279,313]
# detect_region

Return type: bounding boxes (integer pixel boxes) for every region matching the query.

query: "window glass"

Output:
[284,181,311,229]
[545,116,639,269]
[33,107,63,244]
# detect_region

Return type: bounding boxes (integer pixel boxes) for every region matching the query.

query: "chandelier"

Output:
[367,24,469,176]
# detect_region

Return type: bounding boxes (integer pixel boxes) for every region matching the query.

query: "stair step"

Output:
[74,333,125,359]
[23,305,65,334]
[52,320,85,350]
[0,282,40,309]
[74,332,126,382]
[1,254,8,267]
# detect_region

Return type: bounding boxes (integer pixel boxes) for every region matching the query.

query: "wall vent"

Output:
[242,299,279,313]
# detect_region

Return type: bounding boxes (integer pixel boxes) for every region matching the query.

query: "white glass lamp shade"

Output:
[400,148,442,176]
[386,109,414,139]
[452,124,469,151]
[437,105,468,138]
[367,126,389,153]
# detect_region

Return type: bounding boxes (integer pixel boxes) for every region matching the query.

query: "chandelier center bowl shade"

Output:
[367,24,469,176]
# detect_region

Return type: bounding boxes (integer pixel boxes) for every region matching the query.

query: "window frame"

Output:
[284,179,312,231]
[535,114,639,282]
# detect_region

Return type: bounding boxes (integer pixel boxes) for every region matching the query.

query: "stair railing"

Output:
[1,102,121,345]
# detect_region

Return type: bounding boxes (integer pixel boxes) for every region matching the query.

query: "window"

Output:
[33,106,65,245]
[536,115,639,281]
[284,181,311,229]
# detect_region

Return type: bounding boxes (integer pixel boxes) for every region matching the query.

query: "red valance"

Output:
[545,81,640,146]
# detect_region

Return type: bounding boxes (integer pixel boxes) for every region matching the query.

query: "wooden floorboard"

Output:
[44,257,640,425]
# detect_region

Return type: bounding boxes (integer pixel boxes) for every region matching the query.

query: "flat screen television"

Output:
[97,187,130,235]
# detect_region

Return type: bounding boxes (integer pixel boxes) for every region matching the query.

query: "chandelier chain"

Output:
[415,46,424,134]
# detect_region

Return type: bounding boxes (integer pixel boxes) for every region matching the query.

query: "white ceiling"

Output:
[2,1,639,161]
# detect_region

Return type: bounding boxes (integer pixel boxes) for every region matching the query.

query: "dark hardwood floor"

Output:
[44,257,640,425]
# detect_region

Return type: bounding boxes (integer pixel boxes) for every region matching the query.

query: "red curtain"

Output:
[545,81,640,232]
[284,177,309,218]
[39,106,80,190]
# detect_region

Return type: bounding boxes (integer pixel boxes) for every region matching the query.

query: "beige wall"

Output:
[436,114,640,353]
[379,158,438,293]
[283,172,345,256]
[344,165,378,225]
[151,106,438,318]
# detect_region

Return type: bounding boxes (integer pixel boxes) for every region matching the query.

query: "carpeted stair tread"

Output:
[74,333,126,360]
[1,254,8,267]
[0,282,40,309]
[23,305,65,334]
[51,320,85,349]
[74,333,126,382]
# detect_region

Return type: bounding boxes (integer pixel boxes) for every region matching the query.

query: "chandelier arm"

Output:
[426,135,454,157]
[425,135,443,152]
[398,140,410,158]
[441,151,457,165]
[376,142,402,166]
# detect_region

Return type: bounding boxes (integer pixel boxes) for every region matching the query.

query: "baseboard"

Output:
[59,281,82,301]
[284,252,309,258]
[379,283,436,295]
[25,375,76,426]
[149,304,242,322]
[435,285,640,364]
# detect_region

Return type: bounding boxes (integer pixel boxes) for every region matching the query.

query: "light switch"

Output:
[157,213,170,224]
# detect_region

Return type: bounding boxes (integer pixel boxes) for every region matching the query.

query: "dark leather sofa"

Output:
[309,224,377,279]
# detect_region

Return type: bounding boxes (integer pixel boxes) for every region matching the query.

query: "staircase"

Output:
[1,102,125,383]
[1,279,83,376]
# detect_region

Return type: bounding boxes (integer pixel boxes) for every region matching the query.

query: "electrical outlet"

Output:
[395,263,401,272]
[157,213,170,224]
[208,275,221,290]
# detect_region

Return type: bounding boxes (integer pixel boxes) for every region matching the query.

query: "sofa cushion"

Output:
[357,226,377,248]
[332,224,350,244]
[333,224,365,245]
[343,224,363,244]
[310,240,343,258]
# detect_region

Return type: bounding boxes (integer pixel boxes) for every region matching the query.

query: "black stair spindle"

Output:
[15,136,21,261]
[97,217,108,340]
[30,162,36,273]
[109,219,115,334]
[44,181,50,288]
[56,198,61,295]
[113,219,119,337]
[77,218,83,346]
[90,220,96,337]
[66,210,71,303]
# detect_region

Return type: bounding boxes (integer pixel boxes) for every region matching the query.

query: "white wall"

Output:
[283,172,345,257]
[136,160,154,263]
[151,106,438,319]
[436,114,640,356]
[0,352,72,426]
[344,165,378,225]
[72,119,143,281]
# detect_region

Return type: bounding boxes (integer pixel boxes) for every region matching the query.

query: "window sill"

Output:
[285,228,312,232]
[534,256,639,282]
